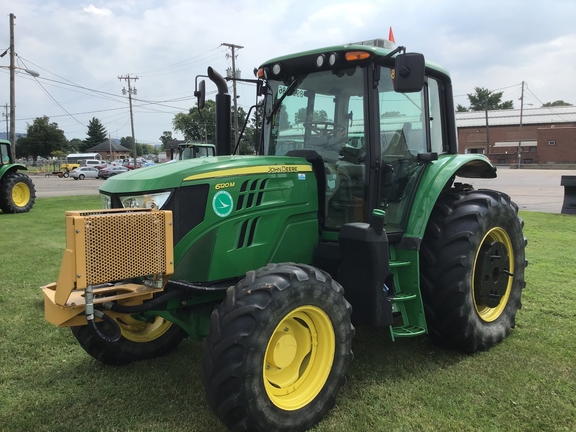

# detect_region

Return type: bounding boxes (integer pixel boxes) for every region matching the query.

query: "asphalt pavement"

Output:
[28,168,575,214]
[29,173,102,197]
[465,167,573,214]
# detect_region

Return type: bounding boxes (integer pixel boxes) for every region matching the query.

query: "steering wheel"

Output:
[304,122,347,139]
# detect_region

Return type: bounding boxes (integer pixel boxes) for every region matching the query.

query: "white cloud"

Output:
[2,0,576,142]
[83,4,114,17]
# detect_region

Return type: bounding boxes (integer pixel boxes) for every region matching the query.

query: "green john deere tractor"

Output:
[0,139,36,213]
[42,41,527,432]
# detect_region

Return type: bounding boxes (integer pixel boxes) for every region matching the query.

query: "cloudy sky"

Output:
[1,0,575,145]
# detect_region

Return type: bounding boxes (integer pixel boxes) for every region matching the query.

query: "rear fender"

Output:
[0,163,28,178]
[404,154,496,239]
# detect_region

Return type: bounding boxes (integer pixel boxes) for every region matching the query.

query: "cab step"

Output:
[388,253,428,341]
[391,325,427,338]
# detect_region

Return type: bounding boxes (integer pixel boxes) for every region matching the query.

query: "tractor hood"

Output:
[99,155,311,194]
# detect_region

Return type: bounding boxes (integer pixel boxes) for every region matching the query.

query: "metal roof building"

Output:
[456,106,576,128]
[456,106,576,166]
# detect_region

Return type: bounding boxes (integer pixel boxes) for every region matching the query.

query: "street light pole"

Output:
[4,13,39,160]
[9,13,16,153]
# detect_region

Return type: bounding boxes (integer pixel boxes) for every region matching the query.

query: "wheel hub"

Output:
[475,241,511,308]
[267,333,298,369]
[263,306,335,410]
[12,182,30,207]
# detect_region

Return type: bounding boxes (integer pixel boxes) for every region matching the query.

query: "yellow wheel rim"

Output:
[12,181,31,207]
[263,305,335,411]
[114,315,173,342]
[472,227,514,322]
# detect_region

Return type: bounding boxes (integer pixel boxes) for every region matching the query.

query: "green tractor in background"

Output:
[0,139,36,213]
[178,141,216,160]
[42,40,527,432]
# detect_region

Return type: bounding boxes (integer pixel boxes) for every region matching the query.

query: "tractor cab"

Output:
[258,45,445,236]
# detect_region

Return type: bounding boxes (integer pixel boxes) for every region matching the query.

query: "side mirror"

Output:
[393,53,425,93]
[194,80,206,109]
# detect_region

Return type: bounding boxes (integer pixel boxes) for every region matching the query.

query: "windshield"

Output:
[263,66,365,161]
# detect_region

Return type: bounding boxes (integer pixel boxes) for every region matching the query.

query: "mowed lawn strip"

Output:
[1,197,575,431]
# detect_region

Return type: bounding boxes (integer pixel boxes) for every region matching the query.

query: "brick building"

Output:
[87,140,131,161]
[456,106,576,166]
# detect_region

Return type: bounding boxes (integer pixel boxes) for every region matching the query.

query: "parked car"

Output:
[98,166,129,179]
[122,161,143,170]
[70,167,99,180]
[83,160,106,169]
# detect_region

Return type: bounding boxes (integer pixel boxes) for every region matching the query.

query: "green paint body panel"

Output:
[101,155,319,282]
[0,139,27,178]
[403,153,496,239]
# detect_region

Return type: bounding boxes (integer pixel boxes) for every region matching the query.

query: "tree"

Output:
[456,104,469,112]
[15,116,67,159]
[141,143,156,155]
[67,138,83,153]
[243,103,263,154]
[173,100,216,142]
[542,100,572,107]
[294,108,329,123]
[465,87,514,111]
[159,131,173,147]
[119,136,139,157]
[83,117,108,152]
[232,106,248,151]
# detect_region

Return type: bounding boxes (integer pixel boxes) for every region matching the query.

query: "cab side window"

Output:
[1,143,10,164]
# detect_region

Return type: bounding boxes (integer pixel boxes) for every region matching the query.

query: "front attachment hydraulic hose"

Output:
[102,288,186,314]
[85,285,121,343]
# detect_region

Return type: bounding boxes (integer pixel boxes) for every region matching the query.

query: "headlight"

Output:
[100,194,111,209]
[119,191,172,210]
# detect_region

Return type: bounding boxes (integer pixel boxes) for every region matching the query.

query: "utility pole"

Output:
[484,99,490,158]
[517,80,525,169]
[118,75,139,169]
[9,13,16,155]
[222,43,243,154]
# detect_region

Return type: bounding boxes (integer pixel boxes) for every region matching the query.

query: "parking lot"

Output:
[29,168,574,213]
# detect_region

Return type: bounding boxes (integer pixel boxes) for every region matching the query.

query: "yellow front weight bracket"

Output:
[42,208,174,327]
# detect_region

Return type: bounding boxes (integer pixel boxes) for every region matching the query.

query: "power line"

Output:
[18,55,86,127]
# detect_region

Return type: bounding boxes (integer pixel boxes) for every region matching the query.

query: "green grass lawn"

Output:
[1,197,575,431]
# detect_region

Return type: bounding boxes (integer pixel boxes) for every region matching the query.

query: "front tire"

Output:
[0,172,36,213]
[420,187,527,353]
[202,263,354,432]
[71,315,187,366]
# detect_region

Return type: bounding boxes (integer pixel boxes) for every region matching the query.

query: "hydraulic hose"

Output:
[85,285,121,343]
[102,288,186,314]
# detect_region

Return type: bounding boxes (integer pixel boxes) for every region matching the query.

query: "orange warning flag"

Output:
[389,27,395,44]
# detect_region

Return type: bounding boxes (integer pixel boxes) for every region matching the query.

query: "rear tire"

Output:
[79,174,85,180]
[420,187,527,353]
[202,263,354,432]
[0,172,36,213]
[71,315,187,366]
